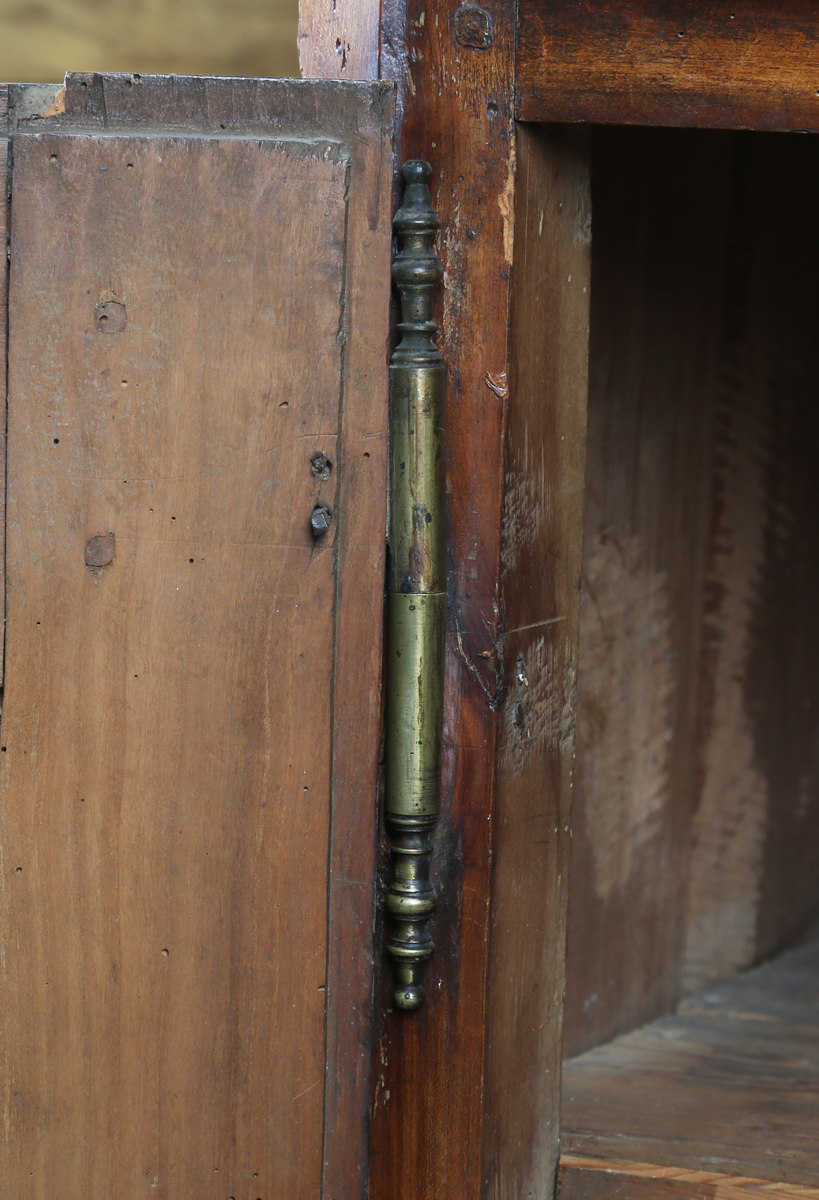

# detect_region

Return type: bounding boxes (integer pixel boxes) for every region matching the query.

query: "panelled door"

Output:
[0,73,393,1200]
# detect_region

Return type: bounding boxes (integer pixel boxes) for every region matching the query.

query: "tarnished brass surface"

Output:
[384,160,446,1011]
[385,593,445,819]
[388,366,446,595]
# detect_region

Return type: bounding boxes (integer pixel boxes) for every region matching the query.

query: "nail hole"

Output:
[15,867,22,874]
[161,948,169,957]
[53,438,59,444]
[81,81,87,89]
[279,401,289,408]
[171,516,176,520]
[486,100,498,117]
[121,379,128,387]
[49,154,58,164]
[127,162,134,169]
[1,747,6,752]
[189,558,194,563]
[310,451,332,480]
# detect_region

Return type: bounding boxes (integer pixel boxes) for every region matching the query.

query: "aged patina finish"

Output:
[384,160,446,1011]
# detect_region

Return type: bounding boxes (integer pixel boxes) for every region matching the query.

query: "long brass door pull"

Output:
[384,162,446,1011]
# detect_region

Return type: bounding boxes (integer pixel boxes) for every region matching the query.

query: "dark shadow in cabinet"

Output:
[564,126,819,1059]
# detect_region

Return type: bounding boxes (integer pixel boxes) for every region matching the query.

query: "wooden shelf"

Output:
[560,936,819,1199]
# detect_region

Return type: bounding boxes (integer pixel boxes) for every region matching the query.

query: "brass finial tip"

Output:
[401,160,432,186]
[394,983,425,1011]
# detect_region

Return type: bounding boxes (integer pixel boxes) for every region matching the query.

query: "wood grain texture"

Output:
[564,128,730,1057]
[683,132,819,995]
[560,1159,819,1200]
[298,0,380,81]
[366,5,518,1200]
[3,77,392,1200]
[517,1,819,130]
[482,124,591,1200]
[561,937,819,1187]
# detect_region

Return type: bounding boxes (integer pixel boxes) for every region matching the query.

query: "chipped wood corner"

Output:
[8,81,66,127]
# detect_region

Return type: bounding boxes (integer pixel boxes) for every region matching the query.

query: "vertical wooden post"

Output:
[483,124,591,1200]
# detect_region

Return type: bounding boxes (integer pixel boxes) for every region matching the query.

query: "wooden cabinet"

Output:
[3,4,819,1199]
[299,4,819,1199]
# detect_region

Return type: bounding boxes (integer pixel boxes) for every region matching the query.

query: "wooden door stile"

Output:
[483,124,591,1200]
[1,73,393,1200]
[367,5,518,1200]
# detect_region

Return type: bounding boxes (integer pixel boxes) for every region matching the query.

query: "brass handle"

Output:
[384,161,446,1011]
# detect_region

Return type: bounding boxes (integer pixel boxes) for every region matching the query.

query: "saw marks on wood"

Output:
[566,129,819,1057]
[578,534,673,903]
[564,128,730,1056]
[561,936,819,1194]
[685,133,819,993]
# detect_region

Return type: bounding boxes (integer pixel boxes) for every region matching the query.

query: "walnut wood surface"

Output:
[2,76,392,1200]
[483,124,591,1200]
[365,4,519,1200]
[518,1,819,131]
[561,937,819,1188]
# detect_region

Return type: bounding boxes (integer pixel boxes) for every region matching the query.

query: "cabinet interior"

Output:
[561,124,819,1189]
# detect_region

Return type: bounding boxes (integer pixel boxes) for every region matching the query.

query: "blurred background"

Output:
[0,0,300,82]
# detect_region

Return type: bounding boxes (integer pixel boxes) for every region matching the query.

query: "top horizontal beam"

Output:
[517,1,819,131]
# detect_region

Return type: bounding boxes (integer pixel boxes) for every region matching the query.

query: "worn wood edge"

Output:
[321,93,394,1200]
[482,122,591,1200]
[559,1158,819,1200]
[516,84,819,132]
[298,0,381,82]
[7,74,394,141]
[0,131,6,682]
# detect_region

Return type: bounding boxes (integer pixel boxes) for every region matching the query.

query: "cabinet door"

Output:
[0,74,392,1200]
